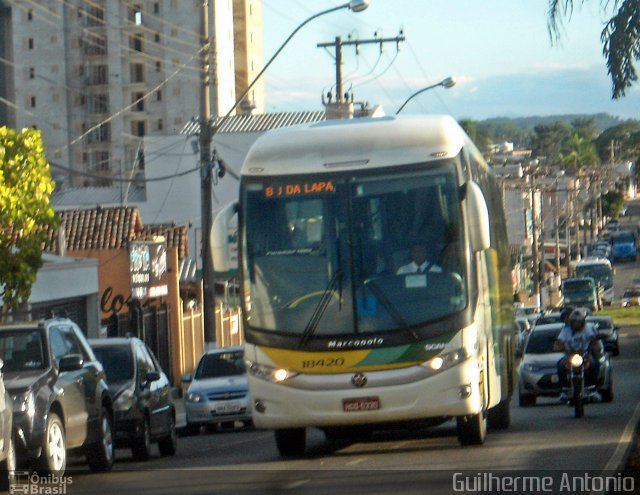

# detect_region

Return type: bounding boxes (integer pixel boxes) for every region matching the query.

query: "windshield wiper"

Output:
[363,278,419,341]
[298,269,343,348]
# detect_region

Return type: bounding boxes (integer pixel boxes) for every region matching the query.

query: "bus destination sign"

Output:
[264,180,335,198]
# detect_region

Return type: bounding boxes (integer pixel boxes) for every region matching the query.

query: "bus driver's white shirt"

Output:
[396,261,443,275]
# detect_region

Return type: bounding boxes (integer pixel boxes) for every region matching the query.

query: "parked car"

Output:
[534,311,563,327]
[622,287,640,307]
[518,323,613,407]
[587,315,620,356]
[0,318,114,475]
[182,347,251,433]
[0,360,16,491]
[90,337,177,460]
[514,304,541,327]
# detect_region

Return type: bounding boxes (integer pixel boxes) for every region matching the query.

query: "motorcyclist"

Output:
[555,307,602,399]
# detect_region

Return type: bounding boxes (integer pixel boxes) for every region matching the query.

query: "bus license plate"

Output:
[343,397,380,412]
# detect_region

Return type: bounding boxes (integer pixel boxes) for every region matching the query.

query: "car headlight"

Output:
[246,360,298,383]
[420,348,469,374]
[186,391,205,403]
[12,390,35,417]
[522,363,541,373]
[114,387,136,412]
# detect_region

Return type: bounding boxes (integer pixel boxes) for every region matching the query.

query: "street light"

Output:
[199,0,371,342]
[395,76,456,115]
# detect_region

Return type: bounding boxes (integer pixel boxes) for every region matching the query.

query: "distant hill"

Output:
[481,113,632,132]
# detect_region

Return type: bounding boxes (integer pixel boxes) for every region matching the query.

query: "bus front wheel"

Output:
[275,428,306,456]
[456,413,486,446]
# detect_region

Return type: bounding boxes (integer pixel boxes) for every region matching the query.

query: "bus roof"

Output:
[575,256,612,267]
[241,115,467,176]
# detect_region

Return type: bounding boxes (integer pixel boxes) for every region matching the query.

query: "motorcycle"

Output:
[565,351,599,418]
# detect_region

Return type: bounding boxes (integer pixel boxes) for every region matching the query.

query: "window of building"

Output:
[87,122,111,143]
[27,9,33,20]
[28,68,35,79]
[130,34,144,52]
[128,5,143,25]
[155,61,161,72]
[84,36,107,55]
[131,63,145,83]
[153,3,160,14]
[92,151,110,171]
[28,38,34,50]
[157,119,163,131]
[89,94,109,113]
[132,92,145,111]
[156,90,162,101]
[154,32,160,43]
[29,96,36,108]
[131,120,147,137]
[88,65,108,85]
[85,6,105,27]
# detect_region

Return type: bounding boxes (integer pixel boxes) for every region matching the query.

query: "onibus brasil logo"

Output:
[10,471,72,494]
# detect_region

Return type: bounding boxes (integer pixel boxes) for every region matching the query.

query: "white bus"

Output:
[573,256,614,305]
[211,115,517,455]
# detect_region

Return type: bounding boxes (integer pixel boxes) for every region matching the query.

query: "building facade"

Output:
[0,0,262,187]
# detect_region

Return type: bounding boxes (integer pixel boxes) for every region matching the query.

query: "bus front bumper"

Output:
[248,359,484,429]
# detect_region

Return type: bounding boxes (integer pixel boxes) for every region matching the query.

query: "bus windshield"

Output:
[241,162,467,340]
[575,264,613,289]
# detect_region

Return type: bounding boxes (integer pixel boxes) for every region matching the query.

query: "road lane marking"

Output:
[282,479,311,489]
[346,457,369,466]
[591,400,640,495]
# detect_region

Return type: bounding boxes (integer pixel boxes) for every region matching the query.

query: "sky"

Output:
[260,0,640,121]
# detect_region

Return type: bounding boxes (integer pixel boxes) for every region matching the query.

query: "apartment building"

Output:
[0,0,263,187]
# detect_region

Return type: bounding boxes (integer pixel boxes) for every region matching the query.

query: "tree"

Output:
[531,121,573,164]
[0,127,59,321]
[547,0,640,98]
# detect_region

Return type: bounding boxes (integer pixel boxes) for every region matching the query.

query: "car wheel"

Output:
[39,412,66,476]
[86,407,114,472]
[158,414,177,457]
[132,417,152,461]
[519,394,536,407]
[0,435,16,491]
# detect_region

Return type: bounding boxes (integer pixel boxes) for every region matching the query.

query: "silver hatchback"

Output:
[182,347,251,433]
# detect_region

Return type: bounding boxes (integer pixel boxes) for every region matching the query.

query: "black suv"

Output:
[90,337,177,460]
[0,318,114,475]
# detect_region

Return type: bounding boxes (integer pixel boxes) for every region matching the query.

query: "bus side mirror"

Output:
[464,181,491,252]
[211,202,238,273]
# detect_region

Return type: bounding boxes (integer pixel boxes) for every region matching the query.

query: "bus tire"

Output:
[487,398,511,429]
[274,428,306,456]
[456,413,486,446]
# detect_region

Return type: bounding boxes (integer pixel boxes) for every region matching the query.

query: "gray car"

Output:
[182,347,251,433]
[518,323,613,407]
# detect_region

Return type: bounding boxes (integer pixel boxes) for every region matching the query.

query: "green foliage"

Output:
[594,121,640,165]
[602,190,625,218]
[0,126,59,319]
[547,0,640,99]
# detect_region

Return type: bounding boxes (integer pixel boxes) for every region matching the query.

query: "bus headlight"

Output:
[422,348,468,374]
[246,360,298,383]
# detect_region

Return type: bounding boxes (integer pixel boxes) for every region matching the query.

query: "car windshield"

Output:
[92,346,134,382]
[0,329,48,372]
[241,163,468,338]
[525,329,560,354]
[195,351,244,379]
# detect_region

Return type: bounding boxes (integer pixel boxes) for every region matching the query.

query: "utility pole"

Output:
[317,33,405,117]
[531,172,541,307]
[200,0,216,342]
